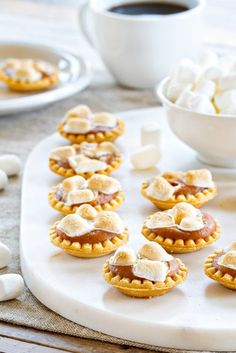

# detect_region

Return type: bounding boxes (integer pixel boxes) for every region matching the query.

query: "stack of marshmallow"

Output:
[166,49,236,115]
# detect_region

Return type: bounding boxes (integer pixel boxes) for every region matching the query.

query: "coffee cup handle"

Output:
[79,1,95,47]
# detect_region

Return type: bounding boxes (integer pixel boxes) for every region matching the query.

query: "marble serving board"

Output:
[20,107,236,351]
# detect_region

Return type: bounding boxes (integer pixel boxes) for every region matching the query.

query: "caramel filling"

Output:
[54,189,118,206]
[167,177,206,197]
[212,252,236,277]
[109,258,179,282]
[151,213,216,240]
[52,154,115,170]
[56,229,118,244]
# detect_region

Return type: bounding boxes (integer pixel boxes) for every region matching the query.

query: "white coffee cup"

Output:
[80,0,205,88]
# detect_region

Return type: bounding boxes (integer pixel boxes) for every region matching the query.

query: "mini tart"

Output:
[142,216,221,254]
[103,258,187,298]
[50,221,129,258]
[48,186,125,215]
[204,250,236,290]
[141,180,217,210]
[57,119,125,144]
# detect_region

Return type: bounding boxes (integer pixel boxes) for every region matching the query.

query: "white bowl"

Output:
[157,77,236,168]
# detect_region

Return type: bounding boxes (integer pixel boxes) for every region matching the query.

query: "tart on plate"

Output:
[141,169,217,210]
[50,204,129,258]
[204,242,236,290]
[142,202,221,253]
[57,105,125,143]
[103,242,187,298]
[48,174,125,214]
[0,58,59,92]
[49,142,122,178]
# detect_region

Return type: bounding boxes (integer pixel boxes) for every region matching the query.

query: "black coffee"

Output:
[109,2,189,15]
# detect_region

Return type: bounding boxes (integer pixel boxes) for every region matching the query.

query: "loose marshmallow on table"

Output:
[141,123,162,147]
[130,144,161,170]
[0,155,21,176]
[171,59,201,84]
[0,169,8,190]
[194,79,216,99]
[0,242,11,269]
[198,49,218,68]
[0,274,24,301]
[166,80,192,102]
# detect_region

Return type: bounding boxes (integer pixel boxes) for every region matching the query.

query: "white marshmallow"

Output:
[0,274,24,302]
[194,79,216,99]
[218,55,236,74]
[178,215,204,231]
[188,94,216,114]
[0,242,11,269]
[214,90,236,111]
[0,169,8,190]
[109,246,136,266]
[138,242,173,262]
[204,65,223,84]
[146,176,177,201]
[198,50,218,68]
[130,144,161,170]
[133,259,169,282]
[184,169,214,188]
[166,80,192,102]
[220,105,236,116]
[220,73,236,91]
[0,155,21,176]
[171,59,201,84]
[141,123,162,147]
[175,89,196,109]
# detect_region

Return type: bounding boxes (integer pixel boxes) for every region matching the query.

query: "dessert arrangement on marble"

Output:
[44,101,236,300]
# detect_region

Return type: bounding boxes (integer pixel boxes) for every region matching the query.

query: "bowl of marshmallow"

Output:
[158,49,236,168]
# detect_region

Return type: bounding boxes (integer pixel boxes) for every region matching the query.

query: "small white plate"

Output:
[0,41,92,115]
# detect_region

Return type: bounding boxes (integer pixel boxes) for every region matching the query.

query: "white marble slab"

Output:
[20,107,236,351]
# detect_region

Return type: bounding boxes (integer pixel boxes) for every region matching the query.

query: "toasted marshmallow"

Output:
[175,89,196,109]
[57,214,92,237]
[88,174,121,194]
[133,259,169,282]
[141,123,162,147]
[184,169,214,188]
[214,90,236,112]
[218,250,236,270]
[220,73,236,91]
[3,58,20,69]
[198,50,218,68]
[63,118,92,134]
[218,55,236,74]
[109,246,136,266]
[171,59,201,84]
[146,212,175,229]
[66,189,95,206]
[178,215,204,231]
[130,144,161,170]
[96,142,120,157]
[170,202,200,224]
[167,80,193,102]
[76,204,97,220]
[228,241,236,251]
[65,105,92,119]
[194,79,216,100]
[188,94,216,114]
[146,176,177,201]
[138,242,173,262]
[93,113,117,128]
[62,175,87,191]
[79,142,97,158]
[68,155,107,173]
[50,146,75,161]
[204,65,223,84]
[94,211,124,234]
[12,66,41,82]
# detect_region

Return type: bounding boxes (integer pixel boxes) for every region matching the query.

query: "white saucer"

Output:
[0,41,91,115]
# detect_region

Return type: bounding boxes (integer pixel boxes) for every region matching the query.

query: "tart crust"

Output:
[57,119,125,144]
[204,250,236,290]
[0,68,59,92]
[50,221,129,258]
[141,181,217,210]
[48,187,125,215]
[103,258,188,298]
[141,218,221,254]
[49,156,122,178]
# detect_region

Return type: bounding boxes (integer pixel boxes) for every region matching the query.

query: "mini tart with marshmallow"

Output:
[0,58,59,92]
[142,202,221,253]
[48,174,125,215]
[49,142,122,178]
[57,105,125,143]
[141,169,217,210]
[204,242,236,290]
[103,242,187,298]
[50,205,129,258]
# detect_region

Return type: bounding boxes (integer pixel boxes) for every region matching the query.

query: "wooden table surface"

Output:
[0,1,235,352]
